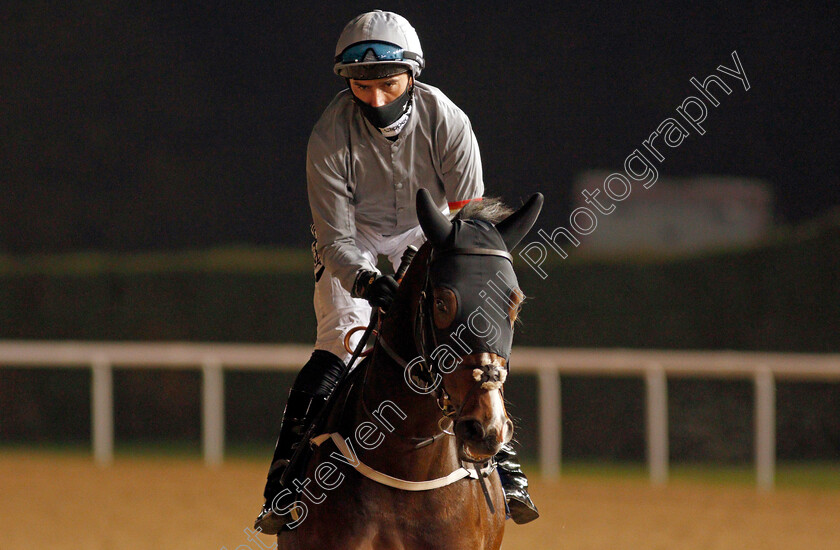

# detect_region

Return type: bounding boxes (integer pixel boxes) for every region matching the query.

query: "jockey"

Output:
[256,10,539,534]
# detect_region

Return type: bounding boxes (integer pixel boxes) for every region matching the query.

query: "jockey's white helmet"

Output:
[333,10,424,80]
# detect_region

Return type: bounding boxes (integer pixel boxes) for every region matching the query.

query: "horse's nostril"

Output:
[504,419,514,441]
[455,418,486,443]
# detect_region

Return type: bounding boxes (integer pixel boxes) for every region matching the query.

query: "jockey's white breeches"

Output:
[313,224,426,363]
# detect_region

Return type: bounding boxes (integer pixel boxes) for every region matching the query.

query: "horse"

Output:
[275,188,543,549]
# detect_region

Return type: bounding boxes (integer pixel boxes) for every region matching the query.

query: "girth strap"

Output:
[311,432,495,491]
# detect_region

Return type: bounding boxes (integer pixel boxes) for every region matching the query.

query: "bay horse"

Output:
[276,188,543,549]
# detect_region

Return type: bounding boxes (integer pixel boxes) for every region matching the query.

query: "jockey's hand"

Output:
[354,271,399,309]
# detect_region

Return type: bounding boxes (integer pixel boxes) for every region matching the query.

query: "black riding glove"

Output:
[353,270,399,309]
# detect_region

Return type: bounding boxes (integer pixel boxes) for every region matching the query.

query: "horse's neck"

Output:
[333,308,461,479]
[353,316,441,439]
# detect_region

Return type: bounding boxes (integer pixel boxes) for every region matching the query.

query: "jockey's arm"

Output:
[306,131,378,294]
[438,102,485,217]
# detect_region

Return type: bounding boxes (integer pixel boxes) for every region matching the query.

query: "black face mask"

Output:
[415,187,545,366]
[427,220,519,361]
[353,83,413,129]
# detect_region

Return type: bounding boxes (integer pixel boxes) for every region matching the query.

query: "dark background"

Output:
[2,3,839,462]
[3,2,838,253]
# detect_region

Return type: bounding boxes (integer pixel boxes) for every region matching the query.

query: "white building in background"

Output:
[573,171,774,255]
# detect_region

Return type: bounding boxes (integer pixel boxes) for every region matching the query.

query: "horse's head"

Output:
[413,188,543,462]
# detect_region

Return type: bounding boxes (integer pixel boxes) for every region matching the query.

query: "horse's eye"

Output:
[432,288,458,330]
[509,288,525,326]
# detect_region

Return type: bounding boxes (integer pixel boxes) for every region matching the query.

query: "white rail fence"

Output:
[2,341,839,491]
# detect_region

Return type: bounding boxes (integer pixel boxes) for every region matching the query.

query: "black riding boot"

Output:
[254,350,347,535]
[496,442,540,524]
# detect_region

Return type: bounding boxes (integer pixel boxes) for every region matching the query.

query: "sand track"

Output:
[3,452,839,549]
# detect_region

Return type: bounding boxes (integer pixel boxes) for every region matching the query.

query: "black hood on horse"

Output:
[415,189,544,362]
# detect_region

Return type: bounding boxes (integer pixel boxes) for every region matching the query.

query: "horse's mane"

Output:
[456,197,513,224]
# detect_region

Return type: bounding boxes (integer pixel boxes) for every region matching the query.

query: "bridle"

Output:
[368,244,514,454]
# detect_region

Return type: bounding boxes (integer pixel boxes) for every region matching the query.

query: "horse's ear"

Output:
[416,188,453,248]
[496,193,544,250]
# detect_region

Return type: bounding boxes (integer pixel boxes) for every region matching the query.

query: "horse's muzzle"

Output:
[447,353,513,461]
[455,416,514,462]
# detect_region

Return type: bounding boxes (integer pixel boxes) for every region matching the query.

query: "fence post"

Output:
[645,365,668,485]
[538,368,561,479]
[91,355,113,465]
[755,366,775,491]
[202,357,225,466]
